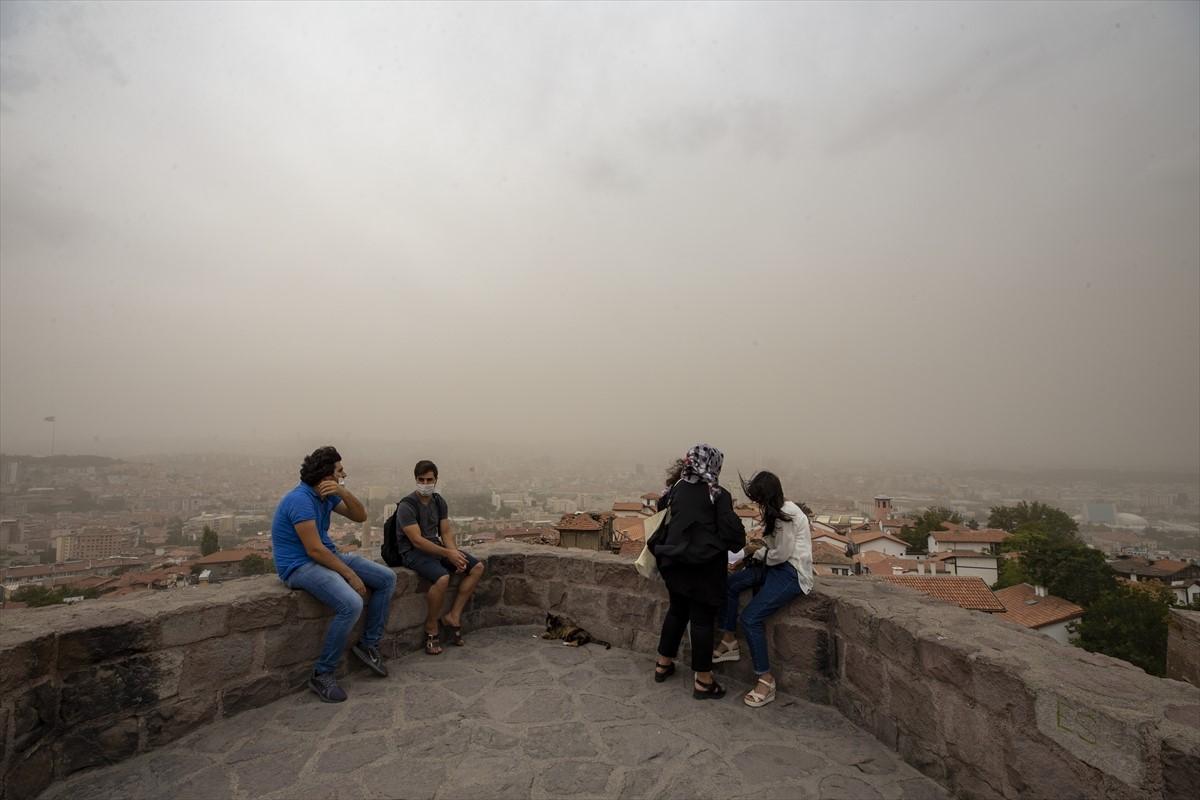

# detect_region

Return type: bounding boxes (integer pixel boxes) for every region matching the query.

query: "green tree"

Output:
[239,554,272,575]
[988,501,1078,541]
[900,506,963,555]
[1074,584,1170,676]
[992,556,1030,591]
[200,526,219,556]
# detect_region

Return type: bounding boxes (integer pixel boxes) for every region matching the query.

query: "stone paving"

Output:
[38,626,949,800]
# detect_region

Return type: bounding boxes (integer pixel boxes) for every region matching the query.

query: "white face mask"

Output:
[415,483,436,496]
[337,478,346,486]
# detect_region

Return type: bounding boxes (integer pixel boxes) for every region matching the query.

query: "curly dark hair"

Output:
[664,458,685,488]
[300,446,342,486]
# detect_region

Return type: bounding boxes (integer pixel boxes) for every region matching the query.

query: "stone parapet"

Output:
[1167,608,1200,688]
[2,542,1198,800]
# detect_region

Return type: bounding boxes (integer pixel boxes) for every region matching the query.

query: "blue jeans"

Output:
[720,561,804,675]
[285,553,397,674]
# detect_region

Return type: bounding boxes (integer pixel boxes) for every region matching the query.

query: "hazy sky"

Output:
[1,1,1198,470]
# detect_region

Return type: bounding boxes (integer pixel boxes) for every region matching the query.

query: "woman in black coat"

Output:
[650,443,746,698]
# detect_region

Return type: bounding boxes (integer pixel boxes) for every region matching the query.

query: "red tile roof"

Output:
[881,575,1005,612]
[1109,558,1198,579]
[613,517,646,541]
[191,549,261,565]
[812,541,853,566]
[611,502,644,513]
[994,584,1084,629]
[929,529,1009,545]
[554,513,603,532]
[618,540,645,559]
[850,530,909,547]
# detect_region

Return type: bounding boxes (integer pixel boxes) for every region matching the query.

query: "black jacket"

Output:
[651,481,746,569]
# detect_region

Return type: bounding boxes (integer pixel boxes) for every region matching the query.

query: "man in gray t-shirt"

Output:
[394,459,485,655]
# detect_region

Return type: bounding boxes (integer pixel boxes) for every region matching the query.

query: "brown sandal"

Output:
[424,631,443,655]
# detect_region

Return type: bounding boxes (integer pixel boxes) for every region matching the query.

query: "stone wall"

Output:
[2,542,1198,800]
[1167,608,1200,688]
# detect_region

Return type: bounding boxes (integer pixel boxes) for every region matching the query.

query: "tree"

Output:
[998,521,1115,606]
[988,501,1078,542]
[239,554,272,576]
[1074,584,1170,676]
[900,506,964,555]
[200,526,219,556]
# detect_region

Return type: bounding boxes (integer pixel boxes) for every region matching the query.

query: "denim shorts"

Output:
[399,548,481,582]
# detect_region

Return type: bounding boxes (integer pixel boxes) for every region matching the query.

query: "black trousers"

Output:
[657,589,718,672]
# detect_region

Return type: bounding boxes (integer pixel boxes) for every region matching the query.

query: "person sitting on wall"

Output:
[712,470,814,708]
[271,446,397,703]
[394,459,486,655]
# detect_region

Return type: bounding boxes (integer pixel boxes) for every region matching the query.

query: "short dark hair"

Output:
[300,446,342,486]
[414,459,438,479]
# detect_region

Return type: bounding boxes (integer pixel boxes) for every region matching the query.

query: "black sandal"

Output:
[693,677,726,699]
[440,617,464,646]
[654,662,676,683]
[424,632,443,656]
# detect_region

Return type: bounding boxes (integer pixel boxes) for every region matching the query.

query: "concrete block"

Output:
[156,604,230,648]
[59,650,183,725]
[178,633,257,695]
[143,694,218,748]
[228,594,292,632]
[59,717,140,775]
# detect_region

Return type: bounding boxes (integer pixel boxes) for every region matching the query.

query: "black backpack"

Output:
[381,494,447,567]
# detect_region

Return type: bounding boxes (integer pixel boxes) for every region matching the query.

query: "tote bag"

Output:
[634,506,670,579]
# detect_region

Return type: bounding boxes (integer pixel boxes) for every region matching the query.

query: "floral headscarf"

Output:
[680,443,723,502]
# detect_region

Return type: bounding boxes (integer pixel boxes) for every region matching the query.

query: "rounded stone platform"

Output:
[37,625,948,800]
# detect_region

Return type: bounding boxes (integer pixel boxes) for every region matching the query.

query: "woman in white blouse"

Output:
[712,471,814,708]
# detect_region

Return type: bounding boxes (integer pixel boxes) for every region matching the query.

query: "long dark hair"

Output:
[741,471,793,536]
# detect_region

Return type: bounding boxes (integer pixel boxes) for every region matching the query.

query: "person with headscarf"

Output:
[649,444,747,699]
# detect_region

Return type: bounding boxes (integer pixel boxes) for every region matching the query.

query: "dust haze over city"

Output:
[2,1,1198,485]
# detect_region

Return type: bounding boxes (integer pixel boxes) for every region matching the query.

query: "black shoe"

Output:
[693,678,726,700]
[308,670,348,703]
[352,643,388,677]
[654,662,676,683]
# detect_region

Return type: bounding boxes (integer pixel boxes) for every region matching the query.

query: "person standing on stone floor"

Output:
[649,443,747,699]
[392,459,486,655]
[712,470,814,708]
[271,446,397,703]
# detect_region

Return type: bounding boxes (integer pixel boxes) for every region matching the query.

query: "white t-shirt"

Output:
[753,500,814,594]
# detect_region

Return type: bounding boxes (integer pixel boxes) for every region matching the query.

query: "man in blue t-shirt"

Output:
[271,445,396,702]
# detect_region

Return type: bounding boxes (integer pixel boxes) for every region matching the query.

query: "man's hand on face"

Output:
[317,480,342,499]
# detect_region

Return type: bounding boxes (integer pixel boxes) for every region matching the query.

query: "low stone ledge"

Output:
[2,542,1198,800]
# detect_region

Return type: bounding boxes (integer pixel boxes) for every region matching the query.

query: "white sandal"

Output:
[712,640,741,663]
[744,676,776,708]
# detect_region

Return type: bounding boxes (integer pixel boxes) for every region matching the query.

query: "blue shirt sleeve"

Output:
[283,492,317,528]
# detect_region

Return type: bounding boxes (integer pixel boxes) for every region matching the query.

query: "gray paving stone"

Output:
[435,756,535,799]
[504,687,575,723]
[332,702,396,735]
[536,759,621,796]
[232,748,308,797]
[819,774,885,800]
[576,692,644,722]
[31,626,948,800]
[730,743,824,782]
[360,754,446,800]
[315,736,391,773]
[522,722,601,759]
